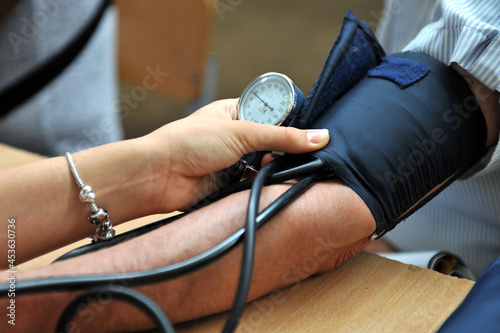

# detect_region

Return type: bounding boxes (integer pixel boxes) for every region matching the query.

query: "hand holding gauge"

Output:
[236,72,305,172]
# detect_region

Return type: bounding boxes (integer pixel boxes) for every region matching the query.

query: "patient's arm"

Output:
[1,180,376,332]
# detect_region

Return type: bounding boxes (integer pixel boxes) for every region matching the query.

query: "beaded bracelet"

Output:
[65,152,115,243]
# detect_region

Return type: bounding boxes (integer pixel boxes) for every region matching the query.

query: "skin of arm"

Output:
[1,180,376,332]
[0,99,329,266]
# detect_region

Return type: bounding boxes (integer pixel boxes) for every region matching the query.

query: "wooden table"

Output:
[0,143,473,332]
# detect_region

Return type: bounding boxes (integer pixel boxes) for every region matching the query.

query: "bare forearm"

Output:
[0,138,159,265]
[7,181,375,332]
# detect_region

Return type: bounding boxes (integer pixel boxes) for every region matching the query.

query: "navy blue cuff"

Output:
[309,52,487,238]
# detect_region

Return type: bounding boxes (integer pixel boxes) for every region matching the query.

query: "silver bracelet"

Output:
[65,152,115,242]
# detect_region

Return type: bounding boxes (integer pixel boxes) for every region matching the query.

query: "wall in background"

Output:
[213,0,384,100]
[121,0,384,138]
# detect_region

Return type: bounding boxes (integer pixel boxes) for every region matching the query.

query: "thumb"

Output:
[240,123,330,154]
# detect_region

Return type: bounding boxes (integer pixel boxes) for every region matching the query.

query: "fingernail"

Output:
[271,151,285,158]
[307,129,329,144]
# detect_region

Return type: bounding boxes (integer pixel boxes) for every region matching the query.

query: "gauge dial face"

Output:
[238,73,295,125]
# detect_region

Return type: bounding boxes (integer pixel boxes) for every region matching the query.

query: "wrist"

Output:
[140,125,205,213]
[135,132,187,213]
[72,137,161,223]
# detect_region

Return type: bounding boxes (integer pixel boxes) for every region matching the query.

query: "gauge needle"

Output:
[253,92,274,111]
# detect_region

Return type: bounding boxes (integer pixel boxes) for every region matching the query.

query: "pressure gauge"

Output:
[232,73,305,174]
[238,72,304,126]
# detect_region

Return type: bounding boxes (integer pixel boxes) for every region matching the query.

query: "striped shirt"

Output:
[376,0,500,276]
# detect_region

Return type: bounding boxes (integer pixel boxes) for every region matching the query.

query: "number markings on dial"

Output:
[240,77,292,125]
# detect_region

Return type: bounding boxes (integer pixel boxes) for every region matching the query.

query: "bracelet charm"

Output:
[65,152,115,243]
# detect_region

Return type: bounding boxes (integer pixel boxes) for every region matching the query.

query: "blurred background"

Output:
[118,0,384,139]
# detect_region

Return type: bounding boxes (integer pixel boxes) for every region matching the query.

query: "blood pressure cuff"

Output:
[290,10,385,129]
[308,51,487,238]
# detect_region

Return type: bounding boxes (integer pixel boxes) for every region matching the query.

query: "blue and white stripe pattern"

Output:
[378,0,500,91]
[376,0,500,276]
